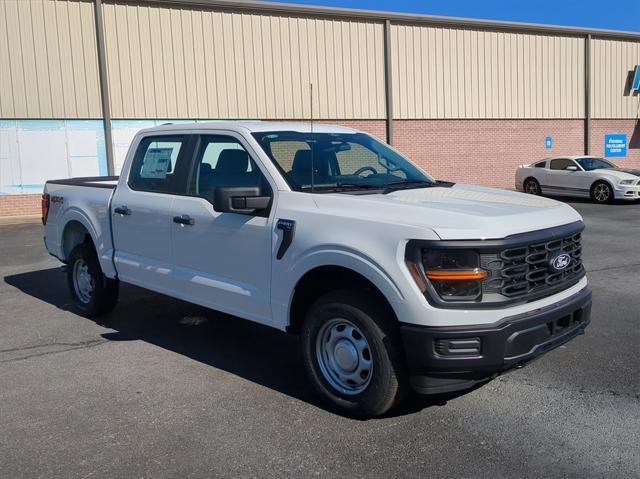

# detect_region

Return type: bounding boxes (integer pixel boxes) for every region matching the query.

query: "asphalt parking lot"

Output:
[1,199,639,478]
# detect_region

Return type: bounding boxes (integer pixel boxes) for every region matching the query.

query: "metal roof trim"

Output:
[126,0,640,40]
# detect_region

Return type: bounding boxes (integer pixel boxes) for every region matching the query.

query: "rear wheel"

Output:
[301,289,408,418]
[591,181,613,204]
[523,177,541,196]
[67,243,119,317]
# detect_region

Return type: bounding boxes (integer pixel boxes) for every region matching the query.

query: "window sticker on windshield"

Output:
[141,148,173,178]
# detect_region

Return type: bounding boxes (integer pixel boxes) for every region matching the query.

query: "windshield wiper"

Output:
[335,182,381,190]
[382,179,434,194]
[300,182,382,192]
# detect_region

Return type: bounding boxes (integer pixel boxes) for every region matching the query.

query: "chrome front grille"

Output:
[481,232,584,300]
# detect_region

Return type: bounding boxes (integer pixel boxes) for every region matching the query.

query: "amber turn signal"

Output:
[425,269,488,281]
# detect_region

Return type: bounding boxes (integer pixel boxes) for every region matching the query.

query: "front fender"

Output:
[271,245,407,331]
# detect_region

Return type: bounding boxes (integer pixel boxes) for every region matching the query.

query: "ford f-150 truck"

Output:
[43,122,591,417]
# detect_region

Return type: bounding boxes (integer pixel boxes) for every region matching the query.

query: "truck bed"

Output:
[43,176,119,278]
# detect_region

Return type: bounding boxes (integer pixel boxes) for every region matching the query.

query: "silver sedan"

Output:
[515,156,640,203]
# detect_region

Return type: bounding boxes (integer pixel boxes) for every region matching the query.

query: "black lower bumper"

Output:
[400,287,592,394]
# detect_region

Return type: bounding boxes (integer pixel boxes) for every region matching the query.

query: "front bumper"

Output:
[613,184,640,200]
[400,287,592,394]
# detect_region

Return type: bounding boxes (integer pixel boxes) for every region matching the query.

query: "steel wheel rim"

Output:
[315,318,373,395]
[72,259,94,304]
[525,180,538,195]
[594,184,610,202]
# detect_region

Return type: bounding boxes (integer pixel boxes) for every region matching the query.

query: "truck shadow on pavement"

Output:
[5,267,476,419]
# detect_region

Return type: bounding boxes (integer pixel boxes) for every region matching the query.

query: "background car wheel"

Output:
[591,181,613,204]
[67,243,119,317]
[301,289,408,418]
[523,178,541,196]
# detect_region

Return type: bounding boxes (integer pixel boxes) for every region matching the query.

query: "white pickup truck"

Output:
[43,122,591,417]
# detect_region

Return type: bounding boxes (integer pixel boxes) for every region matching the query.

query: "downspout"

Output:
[93,0,116,176]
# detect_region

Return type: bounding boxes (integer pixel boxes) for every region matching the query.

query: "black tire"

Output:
[67,242,119,317]
[301,289,408,418]
[523,177,541,196]
[590,180,613,204]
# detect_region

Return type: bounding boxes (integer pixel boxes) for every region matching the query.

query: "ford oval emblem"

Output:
[550,253,571,272]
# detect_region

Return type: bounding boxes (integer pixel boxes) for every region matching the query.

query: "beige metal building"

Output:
[1,0,639,215]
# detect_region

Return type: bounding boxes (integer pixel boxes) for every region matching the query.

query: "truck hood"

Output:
[315,183,582,240]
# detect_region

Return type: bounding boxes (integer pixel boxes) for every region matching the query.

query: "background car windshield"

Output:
[252,131,434,191]
[576,157,616,171]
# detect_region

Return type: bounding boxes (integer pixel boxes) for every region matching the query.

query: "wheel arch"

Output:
[287,265,399,335]
[61,219,95,261]
[591,177,614,191]
[523,176,540,186]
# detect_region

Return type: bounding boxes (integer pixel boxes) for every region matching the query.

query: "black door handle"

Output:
[114,206,131,216]
[173,214,195,226]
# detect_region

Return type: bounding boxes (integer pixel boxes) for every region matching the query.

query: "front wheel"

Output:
[301,290,408,418]
[591,181,613,204]
[67,243,119,317]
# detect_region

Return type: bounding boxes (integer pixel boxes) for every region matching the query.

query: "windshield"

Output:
[252,131,434,193]
[575,157,616,171]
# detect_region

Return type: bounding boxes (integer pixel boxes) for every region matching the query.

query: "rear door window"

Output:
[129,136,189,193]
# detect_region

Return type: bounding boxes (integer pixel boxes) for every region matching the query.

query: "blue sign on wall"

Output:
[545,136,553,149]
[632,65,640,92]
[604,134,627,157]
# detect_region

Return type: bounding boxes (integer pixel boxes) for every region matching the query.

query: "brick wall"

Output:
[2,119,638,216]
[393,119,586,189]
[322,120,388,142]
[0,194,41,217]
[590,119,640,168]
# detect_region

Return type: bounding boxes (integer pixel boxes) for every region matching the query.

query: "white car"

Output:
[516,156,640,203]
[43,122,591,417]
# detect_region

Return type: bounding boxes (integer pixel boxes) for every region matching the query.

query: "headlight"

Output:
[407,249,487,302]
[619,179,635,185]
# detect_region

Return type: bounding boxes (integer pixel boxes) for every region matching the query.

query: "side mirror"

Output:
[214,186,271,215]
[565,165,579,172]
